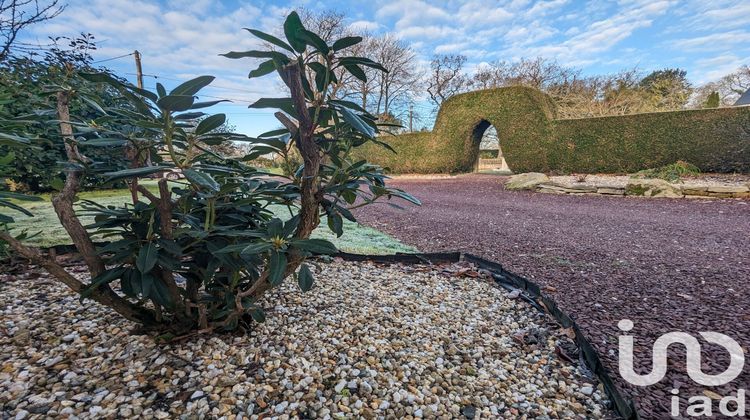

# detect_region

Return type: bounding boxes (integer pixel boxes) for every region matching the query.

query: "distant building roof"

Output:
[735,88,750,106]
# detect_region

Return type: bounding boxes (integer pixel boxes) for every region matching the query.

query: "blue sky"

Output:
[20,0,750,135]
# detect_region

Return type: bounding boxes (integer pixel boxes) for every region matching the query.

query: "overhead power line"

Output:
[130,72,259,95]
[92,52,135,64]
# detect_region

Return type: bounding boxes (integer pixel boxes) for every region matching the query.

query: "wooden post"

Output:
[134,50,144,89]
[409,104,413,133]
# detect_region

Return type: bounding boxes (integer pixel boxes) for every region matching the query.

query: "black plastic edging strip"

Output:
[462,253,639,420]
[333,251,461,264]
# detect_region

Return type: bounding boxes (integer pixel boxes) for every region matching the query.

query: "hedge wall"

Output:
[359,86,557,173]
[551,108,750,173]
[360,86,750,174]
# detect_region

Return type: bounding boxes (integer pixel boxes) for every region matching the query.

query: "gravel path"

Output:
[0,260,607,419]
[356,174,750,419]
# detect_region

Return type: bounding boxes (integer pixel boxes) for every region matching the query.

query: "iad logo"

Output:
[617,319,747,417]
[617,319,745,386]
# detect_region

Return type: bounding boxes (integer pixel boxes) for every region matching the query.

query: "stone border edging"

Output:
[505,173,750,199]
[536,182,750,199]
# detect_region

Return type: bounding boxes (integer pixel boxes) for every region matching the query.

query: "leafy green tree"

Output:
[0,34,130,192]
[639,68,692,111]
[0,12,417,336]
[0,94,43,224]
[704,91,720,108]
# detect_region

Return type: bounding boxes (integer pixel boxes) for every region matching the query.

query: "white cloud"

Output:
[396,25,462,40]
[673,31,750,51]
[348,20,381,32]
[376,0,450,29]
[456,1,513,25]
[694,54,748,83]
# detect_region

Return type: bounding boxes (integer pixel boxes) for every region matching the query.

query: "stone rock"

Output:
[625,179,683,198]
[536,182,598,194]
[505,173,550,191]
[707,185,749,194]
[597,187,625,195]
[580,386,594,395]
[275,401,289,413]
[461,405,477,419]
[681,185,708,196]
[334,380,347,393]
[506,290,521,299]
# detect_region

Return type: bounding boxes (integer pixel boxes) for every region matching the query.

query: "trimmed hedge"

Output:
[359,86,557,173]
[551,108,750,173]
[360,86,750,174]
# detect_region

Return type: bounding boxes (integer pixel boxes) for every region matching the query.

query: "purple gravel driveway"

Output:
[356,174,750,419]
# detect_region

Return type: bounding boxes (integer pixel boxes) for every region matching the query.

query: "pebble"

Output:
[0,261,609,418]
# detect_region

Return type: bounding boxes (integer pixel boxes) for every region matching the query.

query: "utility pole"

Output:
[409,104,413,133]
[131,50,151,184]
[133,50,144,89]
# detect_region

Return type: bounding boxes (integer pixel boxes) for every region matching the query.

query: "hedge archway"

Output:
[358,86,750,174]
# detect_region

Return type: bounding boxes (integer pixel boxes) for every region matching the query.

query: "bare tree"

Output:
[426,54,468,108]
[371,34,419,117]
[721,65,750,96]
[470,62,508,90]
[0,0,65,61]
[689,67,749,107]
[336,34,379,109]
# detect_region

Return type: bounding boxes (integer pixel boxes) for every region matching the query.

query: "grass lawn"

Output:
[8,181,417,255]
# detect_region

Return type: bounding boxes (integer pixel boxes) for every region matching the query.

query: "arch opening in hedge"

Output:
[473,120,511,173]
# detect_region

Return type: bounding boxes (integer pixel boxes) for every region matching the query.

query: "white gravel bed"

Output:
[1,260,608,419]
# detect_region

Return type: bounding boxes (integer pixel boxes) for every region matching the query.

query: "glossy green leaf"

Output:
[221,50,288,61]
[80,96,107,115]
[245,28,294,52]
[103,165,169,181]
[239,242,273,256]
[170,75,215,96]
[191,99,230,109]
[0,132,30,146]
[283,11,307,53]
[0,191,43,201]
[136,243,159,273]
[290,238,337,254]
[249,97,296,116]
[327,212,343,237]
[332,36,363,51]
[150,278,173,307]
[268,250,287,285]
[156,83,167,97]
[156,95,196,112]
[195,114,226,135]
[249,60,277,79]
[250,307,266,323]
[81,266,127,299]
[298,29,329,54]
[344,64,367,82]
[297,264,314,291]
[78,138,128,147]
[338,106,375,138]
[141,273,155,298]
[183,168,220,192]
[339,57,388,72]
